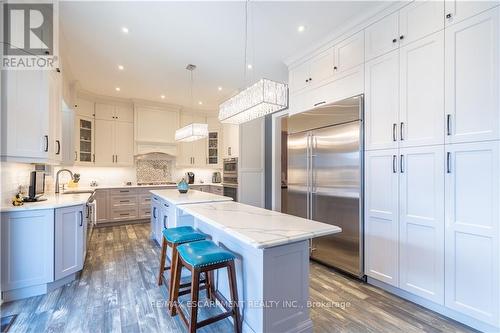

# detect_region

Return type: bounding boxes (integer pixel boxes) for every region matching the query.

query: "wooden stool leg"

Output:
[206,271,214,301]
[170,254,183,316]
[227,261,241,333]
[168,244,178,311]
[157,238,167,286]
[189,269,201,333]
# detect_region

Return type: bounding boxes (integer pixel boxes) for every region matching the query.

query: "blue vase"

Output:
[177,178,189,193]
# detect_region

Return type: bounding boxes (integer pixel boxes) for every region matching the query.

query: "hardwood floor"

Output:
[1,223,476,333]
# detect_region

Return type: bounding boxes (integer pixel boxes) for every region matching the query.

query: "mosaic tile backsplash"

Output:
[136,159,172,183]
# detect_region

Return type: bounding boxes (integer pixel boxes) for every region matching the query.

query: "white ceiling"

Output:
[60,1,387,111]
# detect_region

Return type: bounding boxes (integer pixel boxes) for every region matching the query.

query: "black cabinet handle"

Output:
[393,123,397,141]
[56,140,61,155]
[333,66,338,71]
[399,35,404,40]
[309,77,312,81]
[392,38,397,43]
[392,155,397,173]
[446,13,452,19]
[400,122,405,141]
[446,114,452,136]
[447,152,452,173]
[153,207,157,218]
[86,205,90,218]
[44,135,49,152]
[79,211,83,226]
[163,216,167,229]
[313,101,326,107]
[400,154,404,173]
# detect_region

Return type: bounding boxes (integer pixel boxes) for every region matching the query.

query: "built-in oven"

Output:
[223,158,238,201]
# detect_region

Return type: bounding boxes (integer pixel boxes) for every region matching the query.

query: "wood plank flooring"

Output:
[1,223,477,333]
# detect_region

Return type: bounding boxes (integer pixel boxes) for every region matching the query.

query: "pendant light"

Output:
[175,64,209,142]
[218,0,288,124]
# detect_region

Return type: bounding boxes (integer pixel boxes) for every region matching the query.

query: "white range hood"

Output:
[135,142,177,156]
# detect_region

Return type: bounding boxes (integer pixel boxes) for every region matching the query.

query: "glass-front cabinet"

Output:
[207,131,219,166]
[74,116,94,164]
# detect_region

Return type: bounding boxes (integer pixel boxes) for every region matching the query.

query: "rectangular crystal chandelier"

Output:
[218,78,288,124]
[175,123,209,142]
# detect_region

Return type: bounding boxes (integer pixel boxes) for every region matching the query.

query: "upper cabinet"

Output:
[95,103,133,122]
[445,7,499,144]
[222,123,239,158]
[1,69,62,164]
[365,1,444,61]
[334,31,364,75]
[177,113,208,167]
[445,0,499,26]
[135,106,179,144]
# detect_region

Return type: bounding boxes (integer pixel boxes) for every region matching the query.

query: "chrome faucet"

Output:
[55,169,74,194]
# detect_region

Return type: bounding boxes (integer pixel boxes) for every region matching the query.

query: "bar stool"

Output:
[157,226,208,310]
[171,240,241,333]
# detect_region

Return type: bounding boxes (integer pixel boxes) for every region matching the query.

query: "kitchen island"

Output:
[151,191,341,333]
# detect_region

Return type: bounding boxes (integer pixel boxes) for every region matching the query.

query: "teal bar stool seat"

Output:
[157,226,209,313]
[171,240,241,333]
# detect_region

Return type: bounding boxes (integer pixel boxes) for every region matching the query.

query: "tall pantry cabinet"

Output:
[364,3,500,329]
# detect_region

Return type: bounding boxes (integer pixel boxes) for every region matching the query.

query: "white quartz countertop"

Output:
[1,193,92,213]
[64,182,223,192]
[150,189,232,205]
[178,201,342,249]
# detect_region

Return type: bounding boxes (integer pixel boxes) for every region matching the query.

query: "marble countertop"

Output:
[150,189,232,205]
[64,182,223,192]
[1,193,92,213]
[178,201,342,249]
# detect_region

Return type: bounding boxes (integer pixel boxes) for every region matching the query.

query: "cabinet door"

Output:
[55,205,84,280]
[309,47,335,85]
[334,31,364,75]
[289,61,311,93]
[445,0,499,26]
[445,8,500,144]
[95,190,109,223]
[114,105,134,122]
[114,121,134,166]
[95,103,115,120]
[61,110,75,165]
[365,50,400,150]
[364,149,399,286]
[151,196,161,241]
[75,116,94,164]
[400,31,444,148]
[193,138,207,166]
[75,98,94,117]
[399,146,444,304]
[49,71,63,163]
[445,141,500,326]
[94,119,115,164]
[399,0,444,45]
[1,210,54,291]
[365,12,399,61]
[2,70,49,160]
[223,123,239,157]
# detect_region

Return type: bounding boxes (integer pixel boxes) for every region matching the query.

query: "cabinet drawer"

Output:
[139,206,151,219]
[110,207,138,220]
[110,195,137,207]
[110,188,137,196]
[211,186,223,195]
[139,193,152,204]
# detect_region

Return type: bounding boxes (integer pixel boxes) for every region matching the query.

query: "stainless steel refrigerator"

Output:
[285,95,364,278]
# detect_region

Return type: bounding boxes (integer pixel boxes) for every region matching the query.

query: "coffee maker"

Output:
[186,172,195,184]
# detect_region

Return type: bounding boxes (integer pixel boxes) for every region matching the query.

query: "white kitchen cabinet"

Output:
[135,106,179,144]
[54,205,84,280]
[222,123,239,158]
[445,141,500,326]
[151,195,162,242]
[177,113,208,166]
[399,0,444,46]
[445,8,499,144]
[207,131,221,166]
[95,189,109,223]
[289,47,334,93]
[365,12,399,61]
[49,70,63,163]
[1,210,54,291]
[399,31,444,148]
[74,97,94,117]
[445,0,499,27]
[1,70,54,162]
[365,50,399,150]
[334,31,364,75]
[95,103,115,120]
[364,149,399,286]
[94,116,134,166]
[74,115,95,164]
[94,119,114,164]
[114,121,134,166]
[61,109,75,165]
[399,146,445,304]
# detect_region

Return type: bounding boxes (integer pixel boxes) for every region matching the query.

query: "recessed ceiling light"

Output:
[121,27,129,34]
[198,101,203,105]
[160,95,165,99]
[118,65,124,70]
[218,86,222,91]
[297,25,305,32]
[115,87,121,92]
[247,64,253,69]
